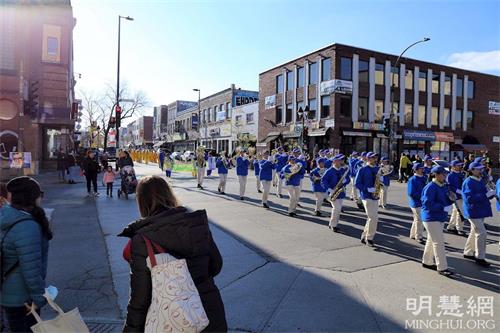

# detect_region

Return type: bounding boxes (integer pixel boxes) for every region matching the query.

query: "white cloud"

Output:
[446,50,500,73]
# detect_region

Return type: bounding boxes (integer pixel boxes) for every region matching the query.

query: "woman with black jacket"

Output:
[119,176,227,332]
[81,150,100,196]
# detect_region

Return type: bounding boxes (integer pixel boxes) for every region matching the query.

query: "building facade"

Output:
[258,43,500,163]
[0,0,76,177]
[152,104,168,143]
[172,105,199,152]
[231,101,259,151]
[165,100,197,145]
[123,116,153,148]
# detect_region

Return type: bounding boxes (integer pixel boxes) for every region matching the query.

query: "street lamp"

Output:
[193,88,201,149]
[389,37,430,162]
[297,106,310,150]
[115,15,134,150]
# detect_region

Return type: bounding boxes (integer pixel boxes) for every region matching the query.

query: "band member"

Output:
[353,152,367,210]
[355,152,380,246]
[195,147,206,189]
[282,156,302,217]
[259,151,276,208]
[421,166,454,277]
[462,162,495,267]
[253,153,262,193]
[423,155,433,182]
[274,147,288,198]
[379,156,393,209]
[322,154,350,231]
[324,150,333,169]
[292,148,307,206]
[216,151,230,194]
[164,153,174,180]
[310,158,327,216]
[446,160,466,236]
[236,149,250,200]
[408,163,426,243]
[348,151,359,201]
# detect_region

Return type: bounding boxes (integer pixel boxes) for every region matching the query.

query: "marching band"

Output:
[180,146,497,277]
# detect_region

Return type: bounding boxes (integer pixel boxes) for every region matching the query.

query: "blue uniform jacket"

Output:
[421,181,453,222]
[296,158,307,179]
[423,166,432,181]
[236,156,249,176]
[259,160,275,181]
[0,205,49,308]
[348,158,359,177]
[321,166,350,199]
[461,177,493,219]
[281,164,301,186]
[309,167,327,193]
[446,171,464,200]
[355,165,379,200]
[324,159,333,169]
[216,158,228,174]
[253,159,261,176]
[407,175,426,208]
[381,168,392,186]
[275,153,288,172]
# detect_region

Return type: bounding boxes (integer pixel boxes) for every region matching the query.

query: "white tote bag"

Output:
[30,295,90,333]
[142,236,209,333]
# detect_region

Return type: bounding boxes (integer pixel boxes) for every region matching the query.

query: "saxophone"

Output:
[329,167,350,202]
[285,163,301,181]
[381,164,394,176]
[372,167,383,200]
[313,167,326,183]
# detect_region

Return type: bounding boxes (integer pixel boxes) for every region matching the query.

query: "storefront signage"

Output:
[320,79,353,95]
[488,101,500,115]
[434,132,454,142]
[325,119,335,129]
[265,95,276,109]
[343,131,372,137]
[493,136,500,143]
[233,91,258,107]
[403,130,436,141]
[353,122,383,131]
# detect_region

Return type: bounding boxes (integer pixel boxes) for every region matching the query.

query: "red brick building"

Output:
[258,43,500,163]
[0,0,76,177]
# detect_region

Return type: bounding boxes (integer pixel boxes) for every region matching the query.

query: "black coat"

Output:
[81,157,99,174]
[118,207,227,333]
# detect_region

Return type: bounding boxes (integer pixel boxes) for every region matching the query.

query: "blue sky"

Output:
[72,0,500,120]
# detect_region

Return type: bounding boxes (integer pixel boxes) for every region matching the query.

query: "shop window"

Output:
[432,74,439,94]
[443,108,450,127]
[375,100,384,123]
[391,102,399,122]
[42,24,61,63]
[309,62,318,84]
[418,105,426,125]
[321,95,331,118]
[275,106,282,123]
[321,57,331,81]
[467,80,474,99]
[391,66,400,88]
[431,107,438,126]
[419,72,427,92]
[405,68,412,90]
[444,76,451,95]
[339,96,350,117]
[286,103,293,123]
[358,97,368,122]
[359,60,369,83]
[226,102,231,118]
[308,98,317,119]
[455,109,462,129]
[375,63,384,85]
[45,128,70,160]
[466,110,474,128]
[276,74,284,93]
[297,66,305,88]
[340,57,352,80]
[287,70,294,91]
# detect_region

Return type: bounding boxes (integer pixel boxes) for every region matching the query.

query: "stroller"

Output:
[117,165,137,199]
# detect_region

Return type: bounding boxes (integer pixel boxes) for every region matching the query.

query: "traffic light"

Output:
[383,118,391,136]
[24,80,40,118]
[115,105,122,127]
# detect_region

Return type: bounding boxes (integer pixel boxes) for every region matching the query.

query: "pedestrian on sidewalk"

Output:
[116,150,134,172]
[81,150,100,196]
[56,149,68,183]
[119,176,227,332]
[66,152,79,184]
[164,153,174,180]
[1,177,53,332]
[102,166,117,197]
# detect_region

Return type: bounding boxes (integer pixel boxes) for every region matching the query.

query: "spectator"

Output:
[1,177,52,332]
[119,176,227,332]
[116,151,134,171]
[56,150,68,183]
[101,151,109,170]
[66,152,79,184]
[81,150,100,196]
[399,153,411,183]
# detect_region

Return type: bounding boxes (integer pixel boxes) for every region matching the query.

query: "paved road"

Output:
[40,163,499,332]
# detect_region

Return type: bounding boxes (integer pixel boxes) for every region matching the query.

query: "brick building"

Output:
[258,43,500,163]
[152,104,168,143]
[122,116,153,148]
[0,0,76,177]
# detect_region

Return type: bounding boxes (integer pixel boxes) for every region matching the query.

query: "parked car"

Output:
[432,159,450,172]
[182,151,195,162]
[170,152,182,160]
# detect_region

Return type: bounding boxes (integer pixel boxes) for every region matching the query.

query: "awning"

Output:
[153,141,165,148]
[282,131,300,139]
[459,144,487,151]
[261,132,280,143]
[308,128,327,137]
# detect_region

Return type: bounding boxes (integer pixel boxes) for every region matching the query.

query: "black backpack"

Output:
[0,218,32,285]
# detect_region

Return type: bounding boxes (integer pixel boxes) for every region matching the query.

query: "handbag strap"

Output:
[141,236,165,268]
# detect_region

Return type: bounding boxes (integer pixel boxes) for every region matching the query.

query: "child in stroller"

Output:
[117,165,138,199]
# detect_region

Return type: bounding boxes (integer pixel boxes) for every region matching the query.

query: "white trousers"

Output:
[350,178,358,200]
[379,185,388,206]
[197,167,205,185]
[238,175,247,197]
[329,198,343,228]
[287,185,301,213]
[261,180,272,204]
[361,199,379,241]
[272,169,276,185]
[422,221,448,271]
[314,192,327,212]
[219,173,227,192]
[447,199,463,231]
[464,218,487,259]
[410,207,424,240]
[256,176,262,191]
[275,173,284,195]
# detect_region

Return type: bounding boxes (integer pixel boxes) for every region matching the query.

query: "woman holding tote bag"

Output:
[119,176,227,332]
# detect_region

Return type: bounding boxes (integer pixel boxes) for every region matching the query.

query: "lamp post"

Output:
[193,88,201,149]
[389,37,430,161]
[297,106,310,150]
[115,15,134,150]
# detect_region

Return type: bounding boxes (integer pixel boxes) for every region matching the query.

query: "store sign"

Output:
[488,101,500,115]
[320,79,353,95]
[233,91,258,107]
[353,122,383,131]
[343,131,372,137]
[434,132,454,142]
[325,119,335,129]
[265,95,276,109]
[191,113,199,129]
[403,130,436,141]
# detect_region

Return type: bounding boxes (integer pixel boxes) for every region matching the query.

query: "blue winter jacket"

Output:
[324,159,333,169]
[216,158,228,174]
[461,176,493,219]
[355,165,379,200]
[423,166,432,181]
[281,164,301,186]
[421,181,453,222]
[236,156,249,176]
[407,175,426,208]
[274,153,288,172]
[446,171,464,200]
[321,166,350,199]
[309,167,327,193]
[0,204,49,308]
[259,160,275,181]
[253,159,261,176]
